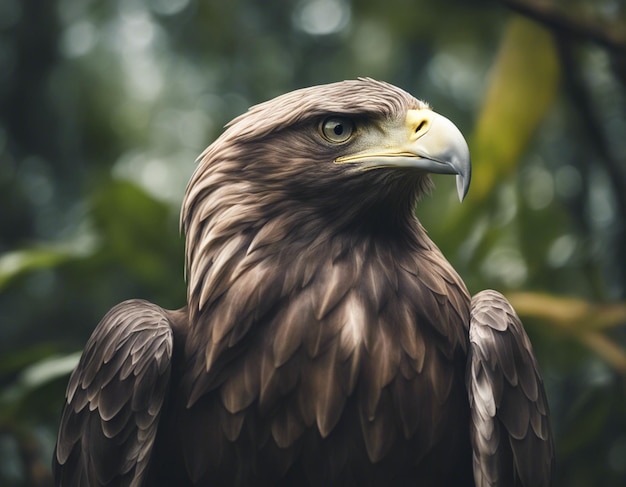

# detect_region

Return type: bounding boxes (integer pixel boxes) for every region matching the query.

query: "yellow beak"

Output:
[334,109,471,201]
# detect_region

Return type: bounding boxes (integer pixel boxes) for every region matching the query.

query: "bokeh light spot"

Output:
[293,0,351,36]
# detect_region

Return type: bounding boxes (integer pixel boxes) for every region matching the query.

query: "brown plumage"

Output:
[53,78,554,486]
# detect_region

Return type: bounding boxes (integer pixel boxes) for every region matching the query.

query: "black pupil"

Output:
[333,123,343,136]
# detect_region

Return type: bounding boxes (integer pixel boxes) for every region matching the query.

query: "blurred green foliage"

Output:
[1,0,625,485]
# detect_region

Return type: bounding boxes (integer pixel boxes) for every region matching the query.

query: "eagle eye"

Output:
[320,117,355,144]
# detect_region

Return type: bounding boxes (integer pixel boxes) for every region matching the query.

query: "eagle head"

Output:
[182,78,471,312]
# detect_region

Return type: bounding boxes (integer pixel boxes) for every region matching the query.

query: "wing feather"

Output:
[467,290,555,487]
[53,299,175,487]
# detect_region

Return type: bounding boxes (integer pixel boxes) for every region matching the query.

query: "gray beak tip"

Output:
[456,172,470,202]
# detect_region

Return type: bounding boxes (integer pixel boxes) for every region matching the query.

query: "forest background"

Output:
[1,0,625,485]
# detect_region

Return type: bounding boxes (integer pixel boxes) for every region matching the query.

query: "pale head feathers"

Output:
[221,78,423,143]
[181,79,430,317]
[174,80,473,469]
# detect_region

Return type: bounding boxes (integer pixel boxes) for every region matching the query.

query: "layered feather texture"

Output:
[174,231,474,485]
[54,300,176,487]
[174,79,474,484]
[54,79,554,486]
[468,290,555,487]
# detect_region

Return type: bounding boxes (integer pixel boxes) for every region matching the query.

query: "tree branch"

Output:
[507,291,626,374]
[502,0,626,55]
[507,291,626,331]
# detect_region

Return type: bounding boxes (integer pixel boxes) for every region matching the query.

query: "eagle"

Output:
[53,78,554,486]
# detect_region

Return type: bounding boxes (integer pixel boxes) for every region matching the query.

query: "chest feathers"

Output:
[178,224,470,479]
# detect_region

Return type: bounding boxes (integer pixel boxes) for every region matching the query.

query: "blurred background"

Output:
[0,0,625,485]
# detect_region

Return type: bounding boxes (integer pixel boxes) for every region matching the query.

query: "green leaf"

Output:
[471,16,560,201]
[0,235,97,293]
[89,178,185,300]
[434,16,561,260]
[0,349,80,422]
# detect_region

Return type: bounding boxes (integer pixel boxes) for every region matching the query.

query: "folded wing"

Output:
[53,299,174,487]
[467,290,555,487]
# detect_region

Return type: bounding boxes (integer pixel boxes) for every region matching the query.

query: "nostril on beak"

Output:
[415,120,427,134]
[406,109,434,141]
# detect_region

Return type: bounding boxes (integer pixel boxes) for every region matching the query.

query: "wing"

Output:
[53,299,175,487]
[467,290,555,487]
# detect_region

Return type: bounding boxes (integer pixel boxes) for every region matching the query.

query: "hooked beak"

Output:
[334,109,471,201]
